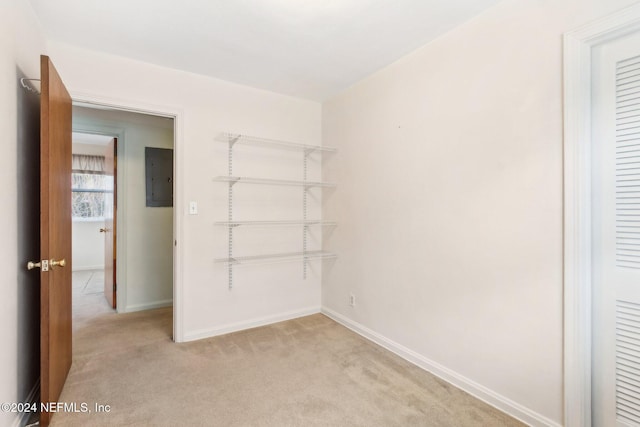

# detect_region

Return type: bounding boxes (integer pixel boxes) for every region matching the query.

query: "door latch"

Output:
[27,259,49,271]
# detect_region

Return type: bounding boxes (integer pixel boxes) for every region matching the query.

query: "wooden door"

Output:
[592,31,640,426]
[39,55,72,426]
[103,138,117,308]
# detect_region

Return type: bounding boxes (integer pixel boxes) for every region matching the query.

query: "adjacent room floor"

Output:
[50,297,524,427]
[72,269,114,329]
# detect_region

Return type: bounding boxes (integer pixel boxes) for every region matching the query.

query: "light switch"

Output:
[189,201,198,215]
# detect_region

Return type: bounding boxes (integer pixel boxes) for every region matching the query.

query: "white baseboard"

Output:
[321,307,561,427]
[12,378,39,427]
[124,299,173,313]
[72,265,104,272]
[183,306,321,342]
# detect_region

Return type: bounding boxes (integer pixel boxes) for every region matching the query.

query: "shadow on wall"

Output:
[16,67,41,402]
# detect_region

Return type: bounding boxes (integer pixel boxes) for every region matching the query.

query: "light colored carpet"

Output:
[51,309,525,427]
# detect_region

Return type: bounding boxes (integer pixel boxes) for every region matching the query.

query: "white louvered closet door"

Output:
[593,31,640,427]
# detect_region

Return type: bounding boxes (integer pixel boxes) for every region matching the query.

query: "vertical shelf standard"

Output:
[226,134,238,288]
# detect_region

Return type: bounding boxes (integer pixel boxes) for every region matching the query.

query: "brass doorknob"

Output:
[50,259,66,268]
[27,261,41,270]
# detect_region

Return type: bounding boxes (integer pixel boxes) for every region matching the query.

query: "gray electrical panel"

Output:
[145,147,173,207]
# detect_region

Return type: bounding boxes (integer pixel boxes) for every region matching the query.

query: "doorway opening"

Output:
[70,103,176,335]
[71,132,117,327]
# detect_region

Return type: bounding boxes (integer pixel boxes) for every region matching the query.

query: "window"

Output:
[71,154,108,219]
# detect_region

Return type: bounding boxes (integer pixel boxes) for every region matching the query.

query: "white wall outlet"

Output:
[189,201,198,215]
[349,293,355,307]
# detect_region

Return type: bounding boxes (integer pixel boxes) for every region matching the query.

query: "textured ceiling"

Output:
[29,0,501,100]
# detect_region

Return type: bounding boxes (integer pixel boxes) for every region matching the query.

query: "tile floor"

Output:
[72,269,114,328]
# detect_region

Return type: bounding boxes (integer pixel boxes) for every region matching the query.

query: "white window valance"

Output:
[72,154,105,174]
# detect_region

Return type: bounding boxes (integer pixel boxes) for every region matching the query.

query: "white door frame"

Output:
[564,3,640,426]
[69,90,186,343]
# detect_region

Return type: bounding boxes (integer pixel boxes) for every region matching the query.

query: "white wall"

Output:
[0,0,46,425]
[46,42,323,338]
[73,140,108,156]
[73,108,174,312]
[321,0,637,425]
[72,219,105,270]
[121,120,174,311]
